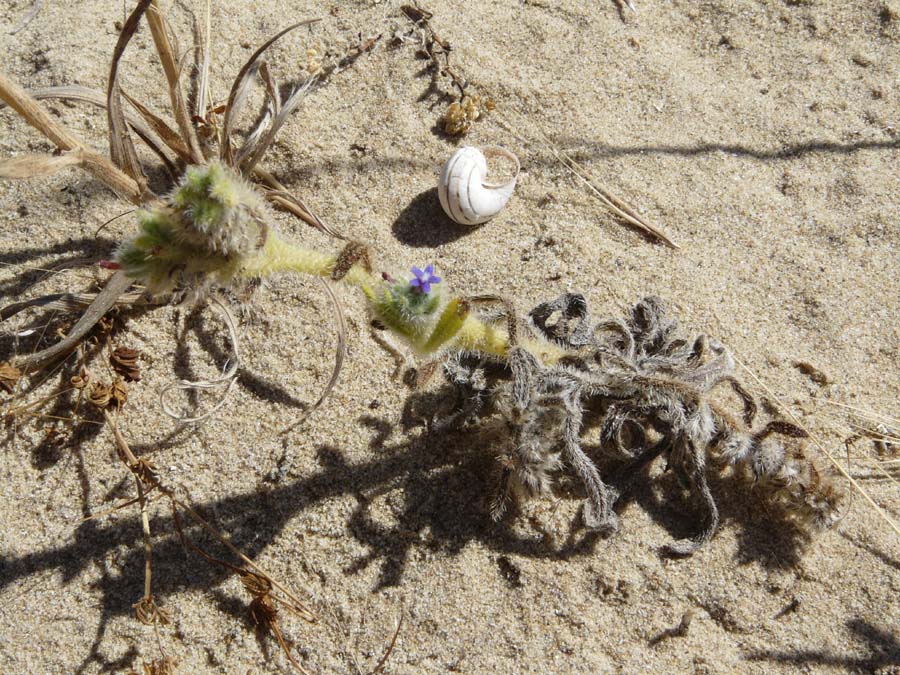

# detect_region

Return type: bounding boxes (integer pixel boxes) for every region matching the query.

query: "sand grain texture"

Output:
[1,1,898,673]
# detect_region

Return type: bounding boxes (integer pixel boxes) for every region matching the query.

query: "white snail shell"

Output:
[438,146,520,226]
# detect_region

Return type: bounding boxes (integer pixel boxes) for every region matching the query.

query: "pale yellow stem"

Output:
[239,235,567,364]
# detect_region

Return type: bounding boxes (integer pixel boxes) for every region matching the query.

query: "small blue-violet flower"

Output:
[410,265,441,294]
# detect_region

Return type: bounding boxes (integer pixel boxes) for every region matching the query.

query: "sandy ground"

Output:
[1,1,899,673]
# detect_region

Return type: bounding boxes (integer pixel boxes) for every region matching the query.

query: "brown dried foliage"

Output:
[111,346,142,381]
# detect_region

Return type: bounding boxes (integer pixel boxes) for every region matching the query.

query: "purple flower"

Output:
[409,264,441,294]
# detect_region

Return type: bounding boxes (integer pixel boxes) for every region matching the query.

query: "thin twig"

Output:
[495,113,678,248]
[99,406,317,621]
[367,606,404,675]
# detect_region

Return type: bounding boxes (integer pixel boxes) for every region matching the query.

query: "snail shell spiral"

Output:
[438,146,520,226]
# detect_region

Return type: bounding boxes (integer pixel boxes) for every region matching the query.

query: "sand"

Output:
[1,0,898,673]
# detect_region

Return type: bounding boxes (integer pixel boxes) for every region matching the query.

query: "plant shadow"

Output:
[746,617,900,672]
[0,381,854,671]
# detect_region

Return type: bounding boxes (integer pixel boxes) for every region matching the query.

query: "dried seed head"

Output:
[138,657,177,675]
[110,378,129,411]
[131,457,158,485]
[442,95,484,136]
[240,570,273,597]
[87,381,112,409]
[133,595,172,626]
[111,346,142,382]
[70,368,91,390]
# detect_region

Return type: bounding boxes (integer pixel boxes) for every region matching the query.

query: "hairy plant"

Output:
[0,3,342,374]
[425,294,844,554]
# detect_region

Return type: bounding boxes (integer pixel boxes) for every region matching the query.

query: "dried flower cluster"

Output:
[442,95,493,136]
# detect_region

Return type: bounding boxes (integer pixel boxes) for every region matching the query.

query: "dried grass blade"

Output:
[548,141,679,249]
[496,113,678,248]
[259,62,282,114]
[0,150,84,179]
[254,167,346,239]
[0,70,144,203]
[281,277,347,435]
[221,19,320,166]
[235,112,272,166]
[233,62,280,166]
[847,421,900,445]
[824,400,900,427]
[107,0,152,188]
[195,0,212,121]
[80,487,160,522]
[14,85,179,176]
[121,90,192,160]
[16,86,154,141]
[146,0,203,162]
[241,77,314,173]
[1,291,150,323]
[235,105,274,167]
[11,271,135,370]
[367,608,404,675]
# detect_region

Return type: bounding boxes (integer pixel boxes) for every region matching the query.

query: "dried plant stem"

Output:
[550,145,679,249]
[137,474,153,598]
[103,409,155,605]
[80,489,159,523]
[495,113,677,248]
[0,69,144,203]
[825,400,900,427]
[367,608,403,675]
[168,494,316,621]
[10,271,134,371]
[145,0,203,163]
[253,166,345,238]
[101,408,317,622]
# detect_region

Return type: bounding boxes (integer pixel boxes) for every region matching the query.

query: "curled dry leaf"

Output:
[111,377,129,411]
[70,368,91,390]
[111,345,142,381]
[87,381,112,409]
